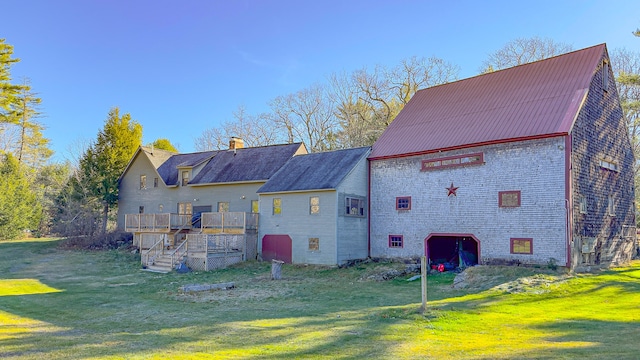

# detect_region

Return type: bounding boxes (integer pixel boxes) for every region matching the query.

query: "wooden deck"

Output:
[126,212,258,234]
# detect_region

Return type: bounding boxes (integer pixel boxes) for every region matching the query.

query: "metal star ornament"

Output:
[446,182,459,196]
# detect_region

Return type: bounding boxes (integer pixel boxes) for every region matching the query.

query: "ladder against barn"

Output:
[125,212,258,273]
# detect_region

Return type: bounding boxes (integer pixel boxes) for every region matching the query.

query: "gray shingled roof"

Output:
[157,151,218,186]
[190,143,304,184]
[257,147,370,193]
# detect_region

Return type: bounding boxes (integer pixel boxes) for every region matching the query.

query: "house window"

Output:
[389,235,403,248]
[181,170,189,186]
[511,238,533,254]
[345,196,365,217]
[153,177,159,188]
[421,153,483,171]
[608,195,615,216]
[579,196,587,214]
[310,196,320,214]
[217,202,229,212]
[139,175,146,189]
[599,158,619,172]
[139,206,144,214]
[308,237,319,251]
[178,202,192,215]
[396,196,411,210]
[273,198,282,215]
[251,200,259,213]
[499,191,521,208]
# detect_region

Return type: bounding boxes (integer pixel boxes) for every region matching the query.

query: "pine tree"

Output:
[0,153,40,239]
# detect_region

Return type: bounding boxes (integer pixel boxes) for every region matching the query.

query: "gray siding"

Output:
[258,191,338,265]
[336,154,369,263]
[370,137,567,265]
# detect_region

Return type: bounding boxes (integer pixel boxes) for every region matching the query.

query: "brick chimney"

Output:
[229,137,244,150]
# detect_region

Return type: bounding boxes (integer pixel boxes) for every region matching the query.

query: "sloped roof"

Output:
[190,143,305,184]
[369,44,607,159]
[257,147,370,194]
[157,151,218,186]
[118,146,177,184]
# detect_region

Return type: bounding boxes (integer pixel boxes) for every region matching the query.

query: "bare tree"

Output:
[268,84,338,152]
[480,37,573,73]
[195,105,281,151]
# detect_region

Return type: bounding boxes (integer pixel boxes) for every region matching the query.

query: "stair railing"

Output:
[171,239,188,268]
[141,237,165,267]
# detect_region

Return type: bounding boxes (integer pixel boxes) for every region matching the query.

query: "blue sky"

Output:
[2,0,639,162]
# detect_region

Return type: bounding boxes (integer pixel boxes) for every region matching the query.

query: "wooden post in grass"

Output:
[421,256,427,313]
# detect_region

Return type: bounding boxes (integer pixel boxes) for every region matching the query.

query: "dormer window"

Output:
[181,170,189,186]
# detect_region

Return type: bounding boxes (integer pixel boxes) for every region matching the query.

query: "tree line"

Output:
[1,34,639,241]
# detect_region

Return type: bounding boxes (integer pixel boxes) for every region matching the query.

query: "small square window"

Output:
[273,198,282,215]
[310,196,320,214]
[499,191,521,208]
[153,177,159,188]
[511,238,533,254]
[217,202,229,212]
[139,175,147,189]
[138,206,145,214]
[251,200,259,213]
[396,196,411,210]
[308,237,319,251]
[389,235,403,248]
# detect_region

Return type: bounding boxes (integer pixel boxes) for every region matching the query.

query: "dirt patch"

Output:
[452,265,568,293]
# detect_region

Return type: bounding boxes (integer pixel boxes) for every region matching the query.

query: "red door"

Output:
[262,235,292,263]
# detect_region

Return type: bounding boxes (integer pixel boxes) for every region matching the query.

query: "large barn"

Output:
[368,44,636,270]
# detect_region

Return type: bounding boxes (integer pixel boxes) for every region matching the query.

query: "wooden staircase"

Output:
[144,253,175,273]
[142,238,188,273]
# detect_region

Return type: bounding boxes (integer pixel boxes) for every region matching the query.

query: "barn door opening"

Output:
[425,234,479,271]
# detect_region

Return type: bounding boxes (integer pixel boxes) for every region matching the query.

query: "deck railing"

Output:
[200,212,258,233]
[125,213,192,232]
[187,234,244,254]
[141,238,165,267]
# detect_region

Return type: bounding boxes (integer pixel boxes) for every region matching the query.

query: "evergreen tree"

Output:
[149,138,178,152]
[0,39,25,123]
[0,153,40,239]
[78,108,142,234]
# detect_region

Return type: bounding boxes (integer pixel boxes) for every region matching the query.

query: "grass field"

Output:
[0,238,638,359]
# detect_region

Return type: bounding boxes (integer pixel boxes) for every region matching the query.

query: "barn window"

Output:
[308,237,319,251]
[389,235,403,248]
[603,60,609,92]
[217,202,229,212]
[310,196,320,214]
[599,158,618,172]
[579,196,587,214]
[421,153,483,171]
[345,196,365,217]
[153,177,159,188]
[273,198,282,215]
[607,195,615,216]
[251,200,259,213]
[511,238,533,254]
[138,206,144,214]
[396,196,411,210]
[139,175,146,189]
[499,191,521,207]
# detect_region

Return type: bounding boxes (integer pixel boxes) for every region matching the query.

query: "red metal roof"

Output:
[369,44,606,160]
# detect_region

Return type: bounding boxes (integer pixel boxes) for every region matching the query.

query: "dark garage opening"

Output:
[426,235,479,271]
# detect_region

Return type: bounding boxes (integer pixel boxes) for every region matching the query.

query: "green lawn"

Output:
[0,238,638,359]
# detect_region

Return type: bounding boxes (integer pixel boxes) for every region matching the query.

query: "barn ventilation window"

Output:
[310,196,320,214]
[599,158,618,172]
[607,195,615,216]
[603,60,609,92]
[273,198,282,215]
[511,238,533,254]
[421,153,483,171]
[579,196,587,214]
[140,175,147,189]
[389,235,403,248]
[153,177,159,188]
